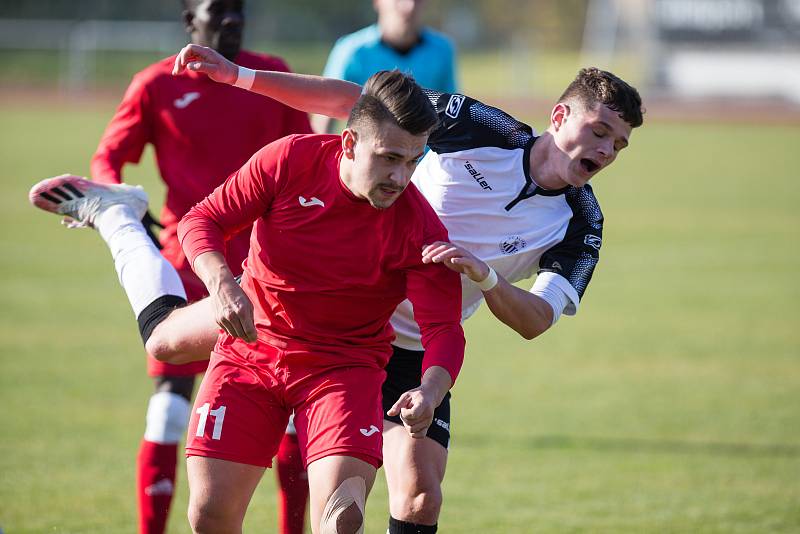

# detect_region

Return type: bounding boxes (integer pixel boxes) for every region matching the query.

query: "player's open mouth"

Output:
[379,186,402,196]
[580,158,599,174]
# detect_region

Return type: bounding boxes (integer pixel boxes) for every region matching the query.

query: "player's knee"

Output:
[188,499,241,534]
[392,485,443,524]
[144,328,180,363]
[319,477,366,534]
[144,391,191,444]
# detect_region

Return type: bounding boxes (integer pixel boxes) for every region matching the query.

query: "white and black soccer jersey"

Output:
[390,90,604,351]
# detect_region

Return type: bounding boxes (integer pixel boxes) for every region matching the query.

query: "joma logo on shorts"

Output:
[464,162,492,190]
[360,425,380,437]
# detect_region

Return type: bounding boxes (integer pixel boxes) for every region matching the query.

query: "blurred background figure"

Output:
[89,1,311,533]
[315,0,458,132]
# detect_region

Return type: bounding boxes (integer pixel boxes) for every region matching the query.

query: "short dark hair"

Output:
[558,68,644,128]
[346,70,439,136]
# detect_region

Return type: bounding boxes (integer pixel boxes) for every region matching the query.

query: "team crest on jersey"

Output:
[445,94,466,119]
[584,235,602,250]
[500,235,527,255]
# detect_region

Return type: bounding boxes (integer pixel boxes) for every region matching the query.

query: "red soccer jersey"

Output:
[91,50,312,277]
[178,134,465,383]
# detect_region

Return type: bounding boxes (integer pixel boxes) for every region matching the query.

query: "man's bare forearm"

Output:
[250,70,360,120]
[482,278,553,340]
[420,365,453,407]
[192,251,236,293]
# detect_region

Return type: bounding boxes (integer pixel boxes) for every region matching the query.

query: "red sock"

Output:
[276,433,309,534]
[137,440,178,534]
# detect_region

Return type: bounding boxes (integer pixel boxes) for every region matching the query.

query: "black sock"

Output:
[136,295,186,343]
[389,517,438,534]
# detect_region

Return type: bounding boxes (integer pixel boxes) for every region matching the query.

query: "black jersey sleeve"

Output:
[538,185,604,299]
[423,89,535,154]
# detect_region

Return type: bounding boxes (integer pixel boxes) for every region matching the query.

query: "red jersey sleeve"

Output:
[90,74,152,184]
[405,216,466,384]
[177,138,289,267]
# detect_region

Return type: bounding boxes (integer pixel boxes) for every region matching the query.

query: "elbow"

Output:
[519,329,539,341]
[517,322,549,341]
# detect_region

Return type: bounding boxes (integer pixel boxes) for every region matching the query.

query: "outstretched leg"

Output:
[29,174,217,363]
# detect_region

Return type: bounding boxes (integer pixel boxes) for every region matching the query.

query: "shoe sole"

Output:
[29,174,91,214]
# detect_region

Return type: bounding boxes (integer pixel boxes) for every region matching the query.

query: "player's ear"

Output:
[342,129,357,159]
[551,103,569,131]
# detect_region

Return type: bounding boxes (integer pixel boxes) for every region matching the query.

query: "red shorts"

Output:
[185,335,386,469]
[146,267,212,377]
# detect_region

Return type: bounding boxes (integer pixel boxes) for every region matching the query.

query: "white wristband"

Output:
[233,66,256,90]
[475,266,499,291]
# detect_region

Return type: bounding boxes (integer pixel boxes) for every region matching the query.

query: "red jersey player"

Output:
[89,1,311,532]
[174,70,464,533]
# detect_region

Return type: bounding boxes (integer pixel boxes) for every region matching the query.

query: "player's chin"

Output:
[215,36,242,61]
[369,187,404,209]
[570,162,597,187]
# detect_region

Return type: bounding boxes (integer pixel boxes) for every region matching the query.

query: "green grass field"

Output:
[1,94,799,533]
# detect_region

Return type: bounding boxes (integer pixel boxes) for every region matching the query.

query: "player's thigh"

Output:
[383,420,448,497]
[187,456,265,521]
[187,344,289,468]
[306,454,377,531]
[293,365,386,469]
[147,296,219,363]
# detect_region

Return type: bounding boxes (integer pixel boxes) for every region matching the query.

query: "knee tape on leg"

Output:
[143,391,191,444]
[320,477,366,534]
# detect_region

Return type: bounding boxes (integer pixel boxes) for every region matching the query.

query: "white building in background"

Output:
[583,0,800,103]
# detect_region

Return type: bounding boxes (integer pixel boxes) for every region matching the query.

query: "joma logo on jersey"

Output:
[445,94,466,118]
[464,162,492,190]
[500,235,527,255]
[584,235,602,250]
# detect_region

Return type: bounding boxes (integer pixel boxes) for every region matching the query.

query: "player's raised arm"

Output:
[172,44,361,120]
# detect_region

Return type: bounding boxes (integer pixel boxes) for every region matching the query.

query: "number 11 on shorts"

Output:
[195,403,226,440]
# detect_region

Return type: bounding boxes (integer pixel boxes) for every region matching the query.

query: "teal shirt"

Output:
[322,24,458,92]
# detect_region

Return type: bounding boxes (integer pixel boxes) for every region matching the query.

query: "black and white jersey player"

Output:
[390,90,603,351]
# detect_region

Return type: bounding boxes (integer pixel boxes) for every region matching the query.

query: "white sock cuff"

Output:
[144,391,191,444]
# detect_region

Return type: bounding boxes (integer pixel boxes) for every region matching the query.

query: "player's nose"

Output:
[596,140,613,160]
[387,167,408,187]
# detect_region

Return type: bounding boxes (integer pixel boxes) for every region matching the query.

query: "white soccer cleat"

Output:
[29,174,149,228]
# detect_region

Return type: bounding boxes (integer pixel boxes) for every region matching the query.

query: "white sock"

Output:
[95,204,186,316]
